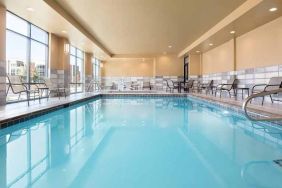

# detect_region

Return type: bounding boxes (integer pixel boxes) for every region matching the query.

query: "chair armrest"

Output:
[264,84,281,91]
[172,81,179,87]
[251,84,267,93]
[216,83,232,89]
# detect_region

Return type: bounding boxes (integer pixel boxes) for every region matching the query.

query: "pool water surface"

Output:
[0,97,281,188]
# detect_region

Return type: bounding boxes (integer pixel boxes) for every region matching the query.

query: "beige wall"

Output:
[155,54,183,76]
[49,34,69,70]
[102,54,183,77]
[85,52,93,76]
[189,54,201,75]
[200,16,282,75]
[236,16,282,70]
[202,39,235,74]
[0,5,5,62]
[101,59,154,77]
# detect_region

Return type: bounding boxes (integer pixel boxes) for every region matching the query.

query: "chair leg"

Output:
[58,89,60,99]
[38,91,41,104]
[26,91,30,106]
[261,96,265,105]
[270,95,274,103]
[220,90,222,98]
[228,91,231,98]
[47,89,49,101]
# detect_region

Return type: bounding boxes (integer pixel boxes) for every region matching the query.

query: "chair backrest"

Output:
[143,81,150,87]
[6,75,26,93]
[208,80,214,87]
[44,79,55,89]
[186,80,194,88]
[165,79,174,87]
[266,77,282,91]
[223,78,237,90]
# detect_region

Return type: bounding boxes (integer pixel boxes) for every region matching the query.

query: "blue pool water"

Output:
[0,97,282,188]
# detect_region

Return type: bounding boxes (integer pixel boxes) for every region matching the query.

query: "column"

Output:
[0,5,6,105]
[84,52,93,91]
[49,34,70,93]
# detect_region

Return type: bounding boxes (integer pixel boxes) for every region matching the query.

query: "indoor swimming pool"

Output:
[0,96,281,188]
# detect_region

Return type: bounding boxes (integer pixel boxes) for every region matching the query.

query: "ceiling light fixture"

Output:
[26,7,34,12]
[230,30,236,34]
[209,43,213,46]
[196,51,201,53]
[168,45,172,48]
[269,7,278,12]
[61,30,67,33]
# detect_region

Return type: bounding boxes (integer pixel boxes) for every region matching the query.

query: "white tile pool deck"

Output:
[0,90,281,127]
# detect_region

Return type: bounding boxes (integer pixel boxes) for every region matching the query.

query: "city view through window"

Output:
[6,12,48,102]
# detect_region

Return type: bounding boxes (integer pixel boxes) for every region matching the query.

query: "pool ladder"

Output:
[242,88,282,121]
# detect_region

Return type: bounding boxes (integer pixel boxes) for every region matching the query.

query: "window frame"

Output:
[6,11,49,84]
[70,45,84,94]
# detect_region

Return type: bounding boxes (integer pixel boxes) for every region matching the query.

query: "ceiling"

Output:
[1,0,281,60]
[54,0,247,55]
[187,0,282,55]
[0,0,110,60]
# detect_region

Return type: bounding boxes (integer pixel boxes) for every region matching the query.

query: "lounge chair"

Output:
[87,80,101,92]
[251,77,282,105]
[6,75,40,106]
[143,81,152,90]
[124,81,134,90]
[165,79,179,93]
[200,80,214,95]
[37,78,67,99]
[180,80,194,93]
[215,78,237,98]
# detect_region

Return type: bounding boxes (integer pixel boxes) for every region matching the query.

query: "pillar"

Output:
[49,34,70,93]
[0,5,6,105]
[84,52,93,91]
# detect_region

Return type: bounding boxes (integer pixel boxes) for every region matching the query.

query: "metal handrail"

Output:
[242,88,282,121]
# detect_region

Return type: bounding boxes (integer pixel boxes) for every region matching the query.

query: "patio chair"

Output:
[165,79,179,93]
[6,75,40,106]
[251,77,282,105]
[87,80,101,92]
[180,80,194,93]
[143,81,152,90]
[200,80,214,95]
[124,81,134,90]
[45,79,67,99]
[215,78,237,98]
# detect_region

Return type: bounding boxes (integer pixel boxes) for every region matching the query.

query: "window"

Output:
[6,12,49,101]
[70,46,84,93]
[93,58,100,81]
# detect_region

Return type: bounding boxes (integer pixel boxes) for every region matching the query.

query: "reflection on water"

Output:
[0,97,281,188]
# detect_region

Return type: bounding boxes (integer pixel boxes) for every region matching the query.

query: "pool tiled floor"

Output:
[0,90,281,127]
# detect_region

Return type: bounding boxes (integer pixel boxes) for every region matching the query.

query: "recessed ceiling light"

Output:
[168,45,172,48]
[269,7,278,12]
[209,43,213,46]
[26,7,34,12]
[196,51,201,53]
[230,30,236,34]
[61,30,67,33]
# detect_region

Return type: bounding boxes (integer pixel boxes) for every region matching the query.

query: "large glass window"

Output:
[6,12,49,101]
[70,46,84,93]
[93,58,100,81]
